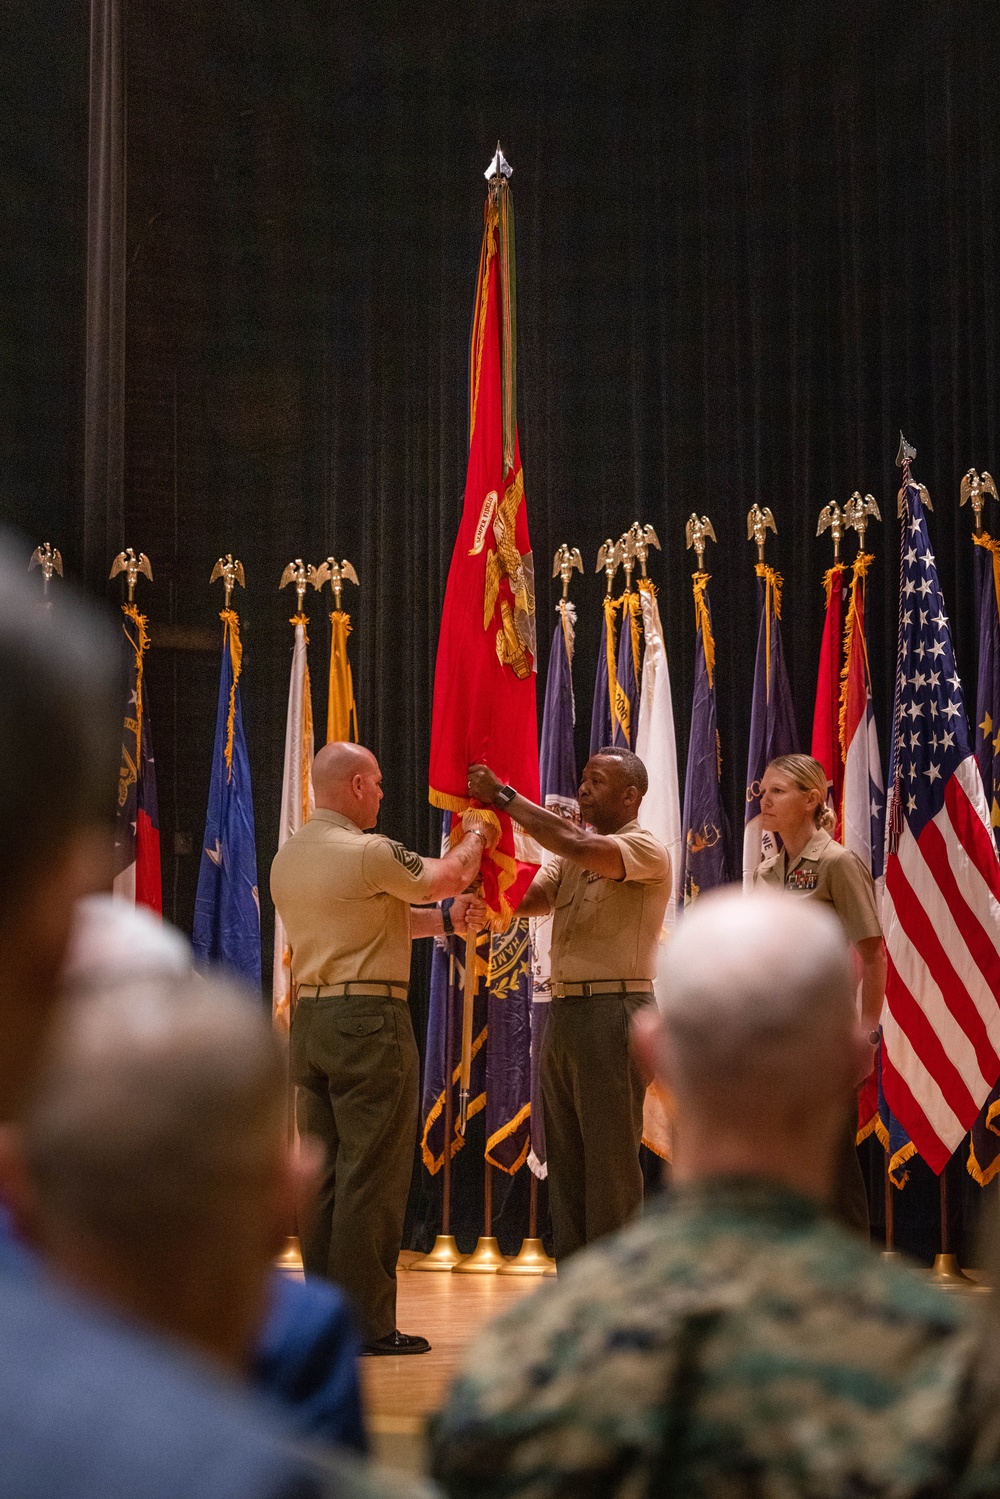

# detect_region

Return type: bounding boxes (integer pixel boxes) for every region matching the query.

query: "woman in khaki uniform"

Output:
[754,753,885,1234]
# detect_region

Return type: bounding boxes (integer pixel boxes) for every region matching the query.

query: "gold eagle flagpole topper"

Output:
[685,513,717,568]
[279,558,326,612]
[844,492,881,550]
[816,501,844,562]
[210,553,245,608]
[552,543,583,600]
[747,504,777,563]
[28,542,63,602]
[960,469,998,535]
[109,547,153,602]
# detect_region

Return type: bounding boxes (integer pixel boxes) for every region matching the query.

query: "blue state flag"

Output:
[612,591,641,749]
[969,531,1000,1184]
[682,571,732,901]
[589,597,617,756]
[192,609,261,985]
[743,562,799,882]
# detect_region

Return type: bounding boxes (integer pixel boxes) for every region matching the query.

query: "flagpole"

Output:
[454,1159,506,1272]
[411,941,464,1269]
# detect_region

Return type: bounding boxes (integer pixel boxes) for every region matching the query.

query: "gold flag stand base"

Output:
[497,1237,556,1276]
[409,1234,463,1271]
[453,1236,506,1273]
[881,1249,905,1263]
[275,1236,304,1277]
[929,1253,977,1290]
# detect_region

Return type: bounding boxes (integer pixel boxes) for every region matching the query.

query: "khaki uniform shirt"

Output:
[269,808,440,986]
[533,821,670,983]
[753,827,881,946]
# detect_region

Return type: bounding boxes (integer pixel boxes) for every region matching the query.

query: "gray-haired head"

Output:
[656,887,856,1111]
[23,975,286,1367]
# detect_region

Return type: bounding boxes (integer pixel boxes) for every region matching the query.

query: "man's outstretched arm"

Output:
[467,765,625,881]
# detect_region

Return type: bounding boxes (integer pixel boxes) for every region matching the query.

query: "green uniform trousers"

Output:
[541,991,653,1264]
[290,992,419,1342]
[833,1097,871,1237]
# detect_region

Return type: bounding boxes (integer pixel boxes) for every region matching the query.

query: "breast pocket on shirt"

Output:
[579,877,618,940]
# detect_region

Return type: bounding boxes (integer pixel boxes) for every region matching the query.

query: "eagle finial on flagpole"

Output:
[28,542,63,600]
[109,547,153,603]
[685,514,717,568]
[596,538,623,595]
[746,504,777,563]
[552,544,583,600]
[209,554,246,610]
[312,557,360,612]
[815,501,844,561]
[279,559,312,612]
[960,469,999,535]
[843,492,881,549]
[627,522,661,578]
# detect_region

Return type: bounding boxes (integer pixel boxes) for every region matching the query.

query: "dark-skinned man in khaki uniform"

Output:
[271,741,487,1355]
[469,747,669,1263]
[753,753,885,1234]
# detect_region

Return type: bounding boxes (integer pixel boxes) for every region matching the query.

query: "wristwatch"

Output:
[441,900,455,937]
[494,783,517,809]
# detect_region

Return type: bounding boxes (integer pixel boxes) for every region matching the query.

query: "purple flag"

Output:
[485,918,533,1174]
[589,597,616,755]
[419,814,489,1175]
[612,591,642,749]
[743,563,799,882]
[682,571,732,901]
[969,532,1000,1185]
[531,601,581,1176]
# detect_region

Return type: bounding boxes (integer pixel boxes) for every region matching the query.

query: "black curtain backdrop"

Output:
[3,0,1000,1258]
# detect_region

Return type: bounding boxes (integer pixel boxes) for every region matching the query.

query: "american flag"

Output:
[880,447,1000,1173]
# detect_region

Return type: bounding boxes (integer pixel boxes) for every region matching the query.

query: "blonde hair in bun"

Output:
[766,754,836,831]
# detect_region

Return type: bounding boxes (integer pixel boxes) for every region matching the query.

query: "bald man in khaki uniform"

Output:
[271,742,486,1355]
[469,748,670,1263]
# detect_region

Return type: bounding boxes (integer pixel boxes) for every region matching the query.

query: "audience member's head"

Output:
[20,975,294,1373]
[0,537,118,1116]
[650,886,863,1202]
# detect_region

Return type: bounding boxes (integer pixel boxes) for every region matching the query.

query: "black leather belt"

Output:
[296,981,409,1001]
[550,979,655,999]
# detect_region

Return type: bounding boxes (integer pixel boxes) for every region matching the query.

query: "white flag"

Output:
[634,583,683,927]
[272,619,314,1029]
[634,582,682,1165]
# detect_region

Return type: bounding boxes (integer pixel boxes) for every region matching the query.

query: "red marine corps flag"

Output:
[429,145,540,921]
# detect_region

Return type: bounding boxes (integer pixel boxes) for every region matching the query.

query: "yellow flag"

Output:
[326,610,359,743]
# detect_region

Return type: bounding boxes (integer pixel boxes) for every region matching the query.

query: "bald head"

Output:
[656,888,858,1121]
[312,742,383,829]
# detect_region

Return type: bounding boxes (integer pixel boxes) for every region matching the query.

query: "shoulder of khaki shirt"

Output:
[361,833,439,902]
[611,825,670,882]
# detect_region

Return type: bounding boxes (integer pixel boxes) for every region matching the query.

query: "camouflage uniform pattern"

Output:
[431,1178,979,1499]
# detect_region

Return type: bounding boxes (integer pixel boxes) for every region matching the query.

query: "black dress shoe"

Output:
[361,1330,431,1356]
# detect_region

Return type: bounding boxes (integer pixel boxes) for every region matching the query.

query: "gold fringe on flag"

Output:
[968,1095,1000,1186]
[118,603,149,812]
[604,592,621,740]
[754,563,783,697]
[837,552,875,761]
[691,570,716,689]
[327,610,358,744]
[219,608,243,779]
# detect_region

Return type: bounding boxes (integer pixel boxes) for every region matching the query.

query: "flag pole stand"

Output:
[454,1161,506,1272]
[498,1170,556,1275]
[930,1162,973,1288]
[411,946,463,1271]
[881,1147,903,1262]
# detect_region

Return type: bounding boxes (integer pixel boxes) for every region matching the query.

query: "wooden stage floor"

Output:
[361,1250,542,1473]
